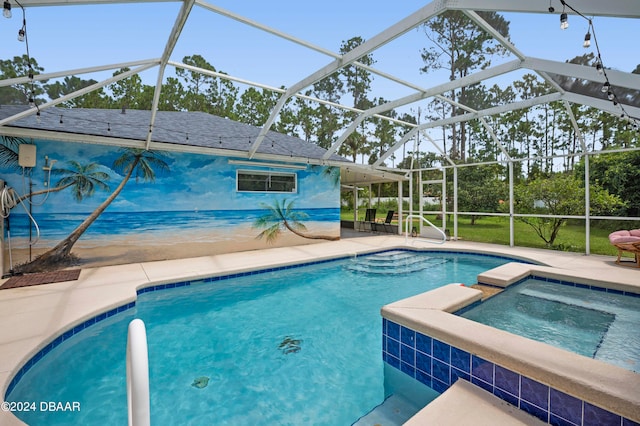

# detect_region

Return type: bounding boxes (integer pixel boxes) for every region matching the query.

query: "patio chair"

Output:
[608,229,640,267]
[359,208,376,232]
[374,210,395,234]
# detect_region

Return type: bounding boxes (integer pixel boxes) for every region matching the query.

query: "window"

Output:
[237,170,297,193]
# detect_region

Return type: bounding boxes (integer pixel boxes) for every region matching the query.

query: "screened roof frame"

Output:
[0,0,638,176]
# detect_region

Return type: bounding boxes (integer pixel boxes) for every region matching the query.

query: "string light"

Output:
[595,59,603,75]
[556,0,639,134]
[3,0,11,18]
[560,12,568,30]
[17,108,329,148]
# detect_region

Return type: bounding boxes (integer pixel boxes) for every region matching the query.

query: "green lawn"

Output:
[341,210,631,259]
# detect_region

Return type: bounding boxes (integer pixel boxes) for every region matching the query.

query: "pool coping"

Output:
[382,280,640,423]
[1,236,639,425]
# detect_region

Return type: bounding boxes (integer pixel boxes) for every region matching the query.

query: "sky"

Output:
[1,0,638,147]
[2,1,637,90]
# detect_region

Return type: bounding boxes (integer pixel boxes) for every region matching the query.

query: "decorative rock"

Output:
[191,376,210,389]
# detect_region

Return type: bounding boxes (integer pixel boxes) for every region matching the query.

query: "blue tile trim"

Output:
[136,249,533,296]
[382,319,636,425]
[135,256,355,295]
[5,302,135,399]
[477,274,640,298]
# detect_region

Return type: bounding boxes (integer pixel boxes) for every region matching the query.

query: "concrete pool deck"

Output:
[1,235,639,425]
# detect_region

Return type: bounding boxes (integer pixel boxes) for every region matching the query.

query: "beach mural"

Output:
[0,139,341,273]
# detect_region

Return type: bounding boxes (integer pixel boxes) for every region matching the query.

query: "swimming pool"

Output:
[6,250,514,425]
[460,277,640,373]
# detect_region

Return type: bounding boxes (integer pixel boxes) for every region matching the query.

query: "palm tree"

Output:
[253,198,339,243]
[18,148,170,272]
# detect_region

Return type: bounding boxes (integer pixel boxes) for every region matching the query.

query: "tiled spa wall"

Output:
[381,318,639,426]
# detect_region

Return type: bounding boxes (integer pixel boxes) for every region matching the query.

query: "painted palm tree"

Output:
[13,160,110,205]
[0,135,22,169]
[1,137,97,200]
[311,165,340,189]
[253,198,339,243]
[18,148,170,272]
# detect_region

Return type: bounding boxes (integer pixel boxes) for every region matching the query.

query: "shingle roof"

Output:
[0,105,350,163]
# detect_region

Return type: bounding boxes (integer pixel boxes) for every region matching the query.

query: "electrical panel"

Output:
[18,144,37,168]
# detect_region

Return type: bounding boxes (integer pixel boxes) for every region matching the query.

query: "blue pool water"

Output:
[7,251,513,425]
[461,278,640,373]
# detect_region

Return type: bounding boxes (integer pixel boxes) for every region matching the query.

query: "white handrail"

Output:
[404,214,447,245]
[127,319,150,426]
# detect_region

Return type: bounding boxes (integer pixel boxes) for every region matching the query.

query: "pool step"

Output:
[519,287,639,371]
[346,251,448,275]
[404,380,546,425]
[352,394,421,426]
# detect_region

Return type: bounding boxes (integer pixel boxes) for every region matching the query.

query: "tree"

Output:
[155,76,185,111]
[312,74,344,149]
[339,37,375,163]
[455,162,507,225]
[109,68,146,109]
[45,76,110,108]
[17,148,170,272]
[369,98,398,166]
[253,198,339,243]
[512,174,625,247]
[234,87,280,126]
[174,55,238,117]
[0,55,46,105]
[420,11,510,161]
[576,151,640,216]
[338,130,369,163]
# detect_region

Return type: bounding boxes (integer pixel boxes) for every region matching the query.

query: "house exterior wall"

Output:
[0,139,341,272]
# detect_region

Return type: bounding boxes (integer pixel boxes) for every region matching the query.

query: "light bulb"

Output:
[560,13,568,30]
[3,1,11,18]
[583,32,591,48]
[601,82,610,93]
[17,28,24,42]
[595,61,603,75]
[36,111,41,123]
[607,91,614,101]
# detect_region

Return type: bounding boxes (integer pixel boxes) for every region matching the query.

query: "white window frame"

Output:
[236,169,298,193]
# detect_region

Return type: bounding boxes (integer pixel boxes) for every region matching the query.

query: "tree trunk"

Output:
[16,159,139,272]
[283,220,339,241]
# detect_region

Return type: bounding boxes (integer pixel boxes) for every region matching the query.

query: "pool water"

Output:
[7,251,511,425]
[461,278,640,373]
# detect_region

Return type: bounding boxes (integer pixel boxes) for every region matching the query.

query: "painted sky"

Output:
[3,140,339,213]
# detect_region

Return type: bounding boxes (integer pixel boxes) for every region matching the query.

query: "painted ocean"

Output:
[6,208,341,245]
